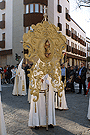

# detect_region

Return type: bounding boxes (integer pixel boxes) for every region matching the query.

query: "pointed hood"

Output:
[18,58,24,69]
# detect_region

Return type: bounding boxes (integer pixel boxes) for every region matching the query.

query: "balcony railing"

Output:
[24,13,43,27]
[66,45,71,52]
[0,40,5,48]
[66,13,70,21]
[66,29,70,37]
[0,1,5,10]
[57,5,62,13]
[23,0,48,5]
[58,23,62,31]
[87,47,90,51]
[0,20,5,29]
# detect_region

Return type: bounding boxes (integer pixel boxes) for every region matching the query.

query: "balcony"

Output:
[66,45,71,52]
[81,51,83,56]
[68,46,71,52]
[0,20,5,29]
[66,29,70,37]
[87,47,90,51]
[66,45,68,51]
[24,13,43,27]
[0,40,5,48]
[75,48,77,54]
[75,35,78,41]
[23,0,48,5]
[66,13,70,21]
[0,1,5,10]
[87,57,90,62]
[84,41,86,46]
[58,23,62,31]
[71,33,76,40]
[57,5,62,13]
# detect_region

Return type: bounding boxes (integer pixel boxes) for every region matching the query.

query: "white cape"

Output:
[12,68,27,96]
[55,89,68,110]
[0,96,7,135]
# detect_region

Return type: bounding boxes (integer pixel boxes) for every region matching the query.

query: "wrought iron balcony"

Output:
[57,5,62,13]
[66,13,70,21]
[66,29,71,37]
[0,40,5,48]
[0,20,5,29]
[87,47,90,51]
[23,13,43,27]
[0,1,5,10]
[23,0,48,5]
[58,23,62,31]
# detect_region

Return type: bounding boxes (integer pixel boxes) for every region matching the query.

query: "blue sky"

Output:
[69,0,90,38]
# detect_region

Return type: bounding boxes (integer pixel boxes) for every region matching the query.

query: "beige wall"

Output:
[12,0,24,65]
[48,0,54,24]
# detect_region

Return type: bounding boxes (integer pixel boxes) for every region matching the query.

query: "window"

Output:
[35,4,39,13]
[66,39,69,45]
[30,4,33,13]
[26,27,29,33]
[71,42,74,47]
[40,5,43,13]
[75,31,77,35]
[26,5,29,14]
[75,44,77,49]
[2,13,5,21]
[66,8,69,13]
[66,23,69,29]
[2,33,5,40]
[78,46,79,50]
[71,28,74,33]
[44,5,46,13]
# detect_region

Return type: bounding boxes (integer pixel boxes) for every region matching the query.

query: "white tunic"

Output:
[28,74,56,127]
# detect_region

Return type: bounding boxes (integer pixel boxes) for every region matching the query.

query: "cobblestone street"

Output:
[1,84,90,135]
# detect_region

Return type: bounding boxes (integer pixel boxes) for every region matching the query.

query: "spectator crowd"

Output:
[0,62,90,95]
[0,63,33,90]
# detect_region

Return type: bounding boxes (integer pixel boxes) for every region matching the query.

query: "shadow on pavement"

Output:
[31,126,74,135]
[1,84,30,111]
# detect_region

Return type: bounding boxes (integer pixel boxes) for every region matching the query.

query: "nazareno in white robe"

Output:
[53,71,68,110]
[28,74,56,127]
[12,68,27,96]
[28,80,33,103]
[55,88,68,110]
[0,96,7,135]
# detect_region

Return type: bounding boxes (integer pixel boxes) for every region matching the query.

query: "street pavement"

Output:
[0,83,90,135]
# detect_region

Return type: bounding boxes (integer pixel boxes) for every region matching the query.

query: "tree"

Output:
[76,0,90,7]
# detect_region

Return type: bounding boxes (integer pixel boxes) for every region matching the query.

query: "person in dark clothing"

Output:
[77,62,87,95]
[7,65,12,84]
[66,64,70,81]
[66,66,75,92]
